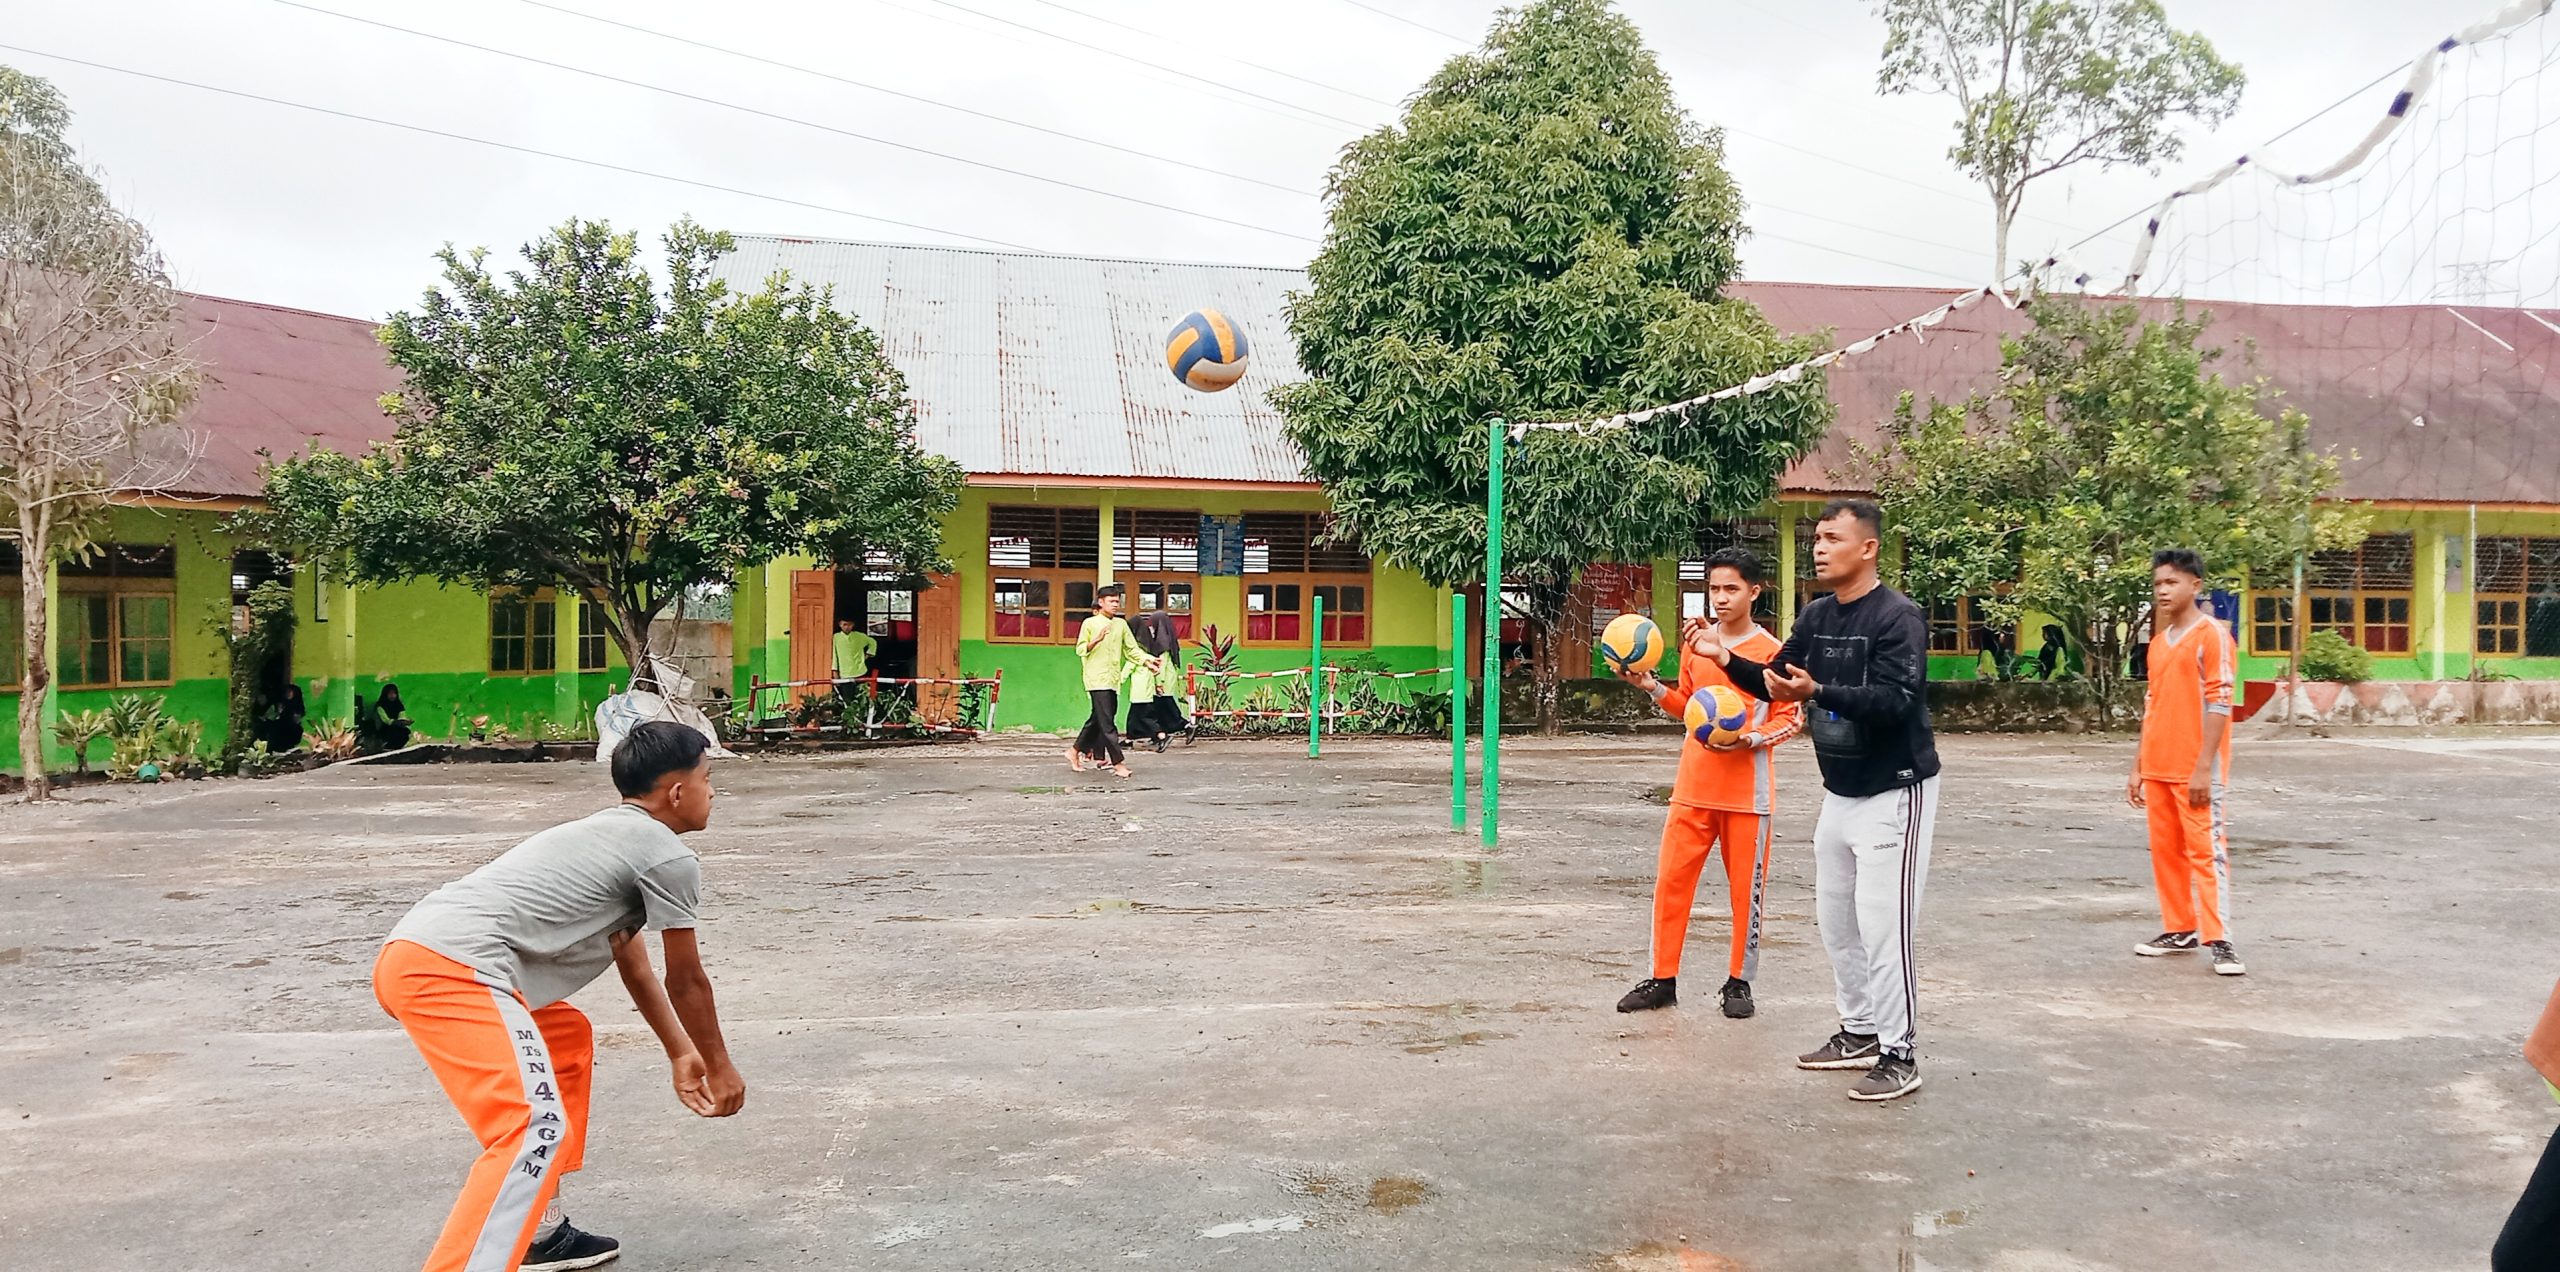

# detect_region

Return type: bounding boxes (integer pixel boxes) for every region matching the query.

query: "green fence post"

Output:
[1451,591,1468,830]
[1482,418,1505,849]
[1309,592,1324,758]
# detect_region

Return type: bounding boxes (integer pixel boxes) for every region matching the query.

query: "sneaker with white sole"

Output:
[1849,1052,1923,1102]
[1795,1029,1881,1070]
[522,1220,621,1271]
[2134,930,2199,957]
[2208,940,2247,976]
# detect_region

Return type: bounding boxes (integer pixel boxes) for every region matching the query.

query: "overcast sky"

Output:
[0,0,2509,319]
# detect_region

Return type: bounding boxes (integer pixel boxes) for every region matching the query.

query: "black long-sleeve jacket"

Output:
[1723,584,1941,798]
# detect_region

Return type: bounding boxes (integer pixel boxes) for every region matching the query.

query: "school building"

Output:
[10,237,2555,767]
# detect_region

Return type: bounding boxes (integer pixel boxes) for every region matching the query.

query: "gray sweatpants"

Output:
[1813,776,1938,1058]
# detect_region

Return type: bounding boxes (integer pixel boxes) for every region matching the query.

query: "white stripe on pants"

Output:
[1813,776,1937,1058]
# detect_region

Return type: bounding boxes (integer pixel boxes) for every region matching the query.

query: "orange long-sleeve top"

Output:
[2138,616,2237,782]
[1651,625,1801,815]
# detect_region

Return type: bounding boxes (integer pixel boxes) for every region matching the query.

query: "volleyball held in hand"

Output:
[1166,308,1250,391]
[1598,613,1661,675]
[1684,684,1751,747]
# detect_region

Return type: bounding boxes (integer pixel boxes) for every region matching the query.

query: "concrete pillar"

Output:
[1777,503,1801,634]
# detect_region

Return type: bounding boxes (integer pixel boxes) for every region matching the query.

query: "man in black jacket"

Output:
[1689,498,1940,1102]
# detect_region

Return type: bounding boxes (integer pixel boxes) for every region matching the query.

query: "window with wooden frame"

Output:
[1112,509,1200,640]
[1681,518,1781,626]
[1792,516,1824,627]
[58,544,175,689]
[2304,533,2415,654]
[987,505,1101,643]
[1243,511,1369,646]
[576,597,610,672]
[2249,594,2295,655]
[489,589,559,674]
[0,542,19,689]
[2475,536,2560,657]
[1924,596,1981,655]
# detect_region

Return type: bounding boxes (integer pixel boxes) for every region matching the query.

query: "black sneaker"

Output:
[1151,735,1170,754]
[1616,977,1677,1012]
[1718,977,1754,1019]
[1796,1029,1881,1070]
[1849,1052,1923,1102]
[523,1220,621,1271]
[2208,940,2247,976]
[2134,930,2200,957]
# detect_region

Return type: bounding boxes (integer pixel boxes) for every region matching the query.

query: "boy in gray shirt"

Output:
[373,722,744,1272]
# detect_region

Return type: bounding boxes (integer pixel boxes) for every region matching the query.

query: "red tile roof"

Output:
[154,294,398,500]
[1730,281,2560,505]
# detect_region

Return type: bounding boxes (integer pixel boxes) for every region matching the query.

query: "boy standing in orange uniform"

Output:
[1614,547,1801,1018]
[2127,548,2247,976]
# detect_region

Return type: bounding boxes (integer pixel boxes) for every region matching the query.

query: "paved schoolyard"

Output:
[1,728,2554,1271]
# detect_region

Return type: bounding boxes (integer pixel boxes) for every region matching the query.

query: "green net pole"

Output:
[1309,593,1324,758]
[1450,591,1468,830]
[1481,418,1505,849]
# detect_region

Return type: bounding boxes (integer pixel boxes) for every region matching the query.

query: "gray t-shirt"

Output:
[387,804,701,1008]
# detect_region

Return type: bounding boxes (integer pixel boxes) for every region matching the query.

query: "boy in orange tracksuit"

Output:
[2127,548,2247,976]
[1615,547,1801,1018]
[374,722,747,1272]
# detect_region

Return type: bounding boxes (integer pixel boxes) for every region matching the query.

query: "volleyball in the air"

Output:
[1166,308,1250,392]
[1684,685,1751,747]
[1598,613,1661,675]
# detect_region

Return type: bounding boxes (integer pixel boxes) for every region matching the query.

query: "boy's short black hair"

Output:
[1818,498,1884,538]
[2151,548,2206,580]
[613,721,710,797]
[1702,546,1766,587]
[1095,582,1126,599]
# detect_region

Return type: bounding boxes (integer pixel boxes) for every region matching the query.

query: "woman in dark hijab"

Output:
[1122,611,1190,752]
[258,682,306,753]
[358,683,413,753]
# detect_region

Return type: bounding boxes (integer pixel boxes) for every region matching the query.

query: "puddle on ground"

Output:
[1593,1241,1745,1271]
[1200,1216,1304,1239]
[1015,785,1066,795]
[1447,858,1505,896]
[1366,1175,1429,1215]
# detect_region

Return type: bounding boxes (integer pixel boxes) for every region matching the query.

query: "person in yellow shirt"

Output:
[1072,584,1156,778]
[2126,548,2245,976]
[831,618,878,700]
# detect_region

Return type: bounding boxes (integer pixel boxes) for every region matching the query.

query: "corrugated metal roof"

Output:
[714,235,1314,484]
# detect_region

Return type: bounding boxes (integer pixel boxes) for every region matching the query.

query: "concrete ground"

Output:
[2,728,2555,1271]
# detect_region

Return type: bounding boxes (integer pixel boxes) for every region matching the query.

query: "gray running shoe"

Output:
[1849,1053,1923,1102]
[1796,1029,1881,1070]
[2208,940,2247,976]
[2134,931,2200,957]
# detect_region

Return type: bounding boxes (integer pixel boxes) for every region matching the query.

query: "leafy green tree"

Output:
[1859,296,2364,698]
[0,67,197,799]
[1875,0,2245,277]
[258,219,963,689]
[1275,0,1833,731]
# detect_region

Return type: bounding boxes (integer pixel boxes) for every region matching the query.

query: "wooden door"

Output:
[914,572,961,724]
[789,569,834,702]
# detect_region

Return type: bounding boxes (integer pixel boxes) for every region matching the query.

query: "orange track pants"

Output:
[1650,804,1770,982]
[2143,778,2231,944]
[374,940,594,1272]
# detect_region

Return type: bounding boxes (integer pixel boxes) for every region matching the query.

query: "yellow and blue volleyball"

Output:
[1684,684,1751,747]
[1166,308,1250,392]
[1598,613,1661,675]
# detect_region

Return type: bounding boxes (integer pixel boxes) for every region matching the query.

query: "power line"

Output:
[1751,227,1981,286]
[1332,0,1472,44]
[516,0,1314,198]
[1014,0,1396,108]
[0,44,1041,251]
[268,1,1318,244]
[906,0,1367,130]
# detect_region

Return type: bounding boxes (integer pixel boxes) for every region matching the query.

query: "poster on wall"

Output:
[1587,563,1655,618]
[1197,514,1246,576]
